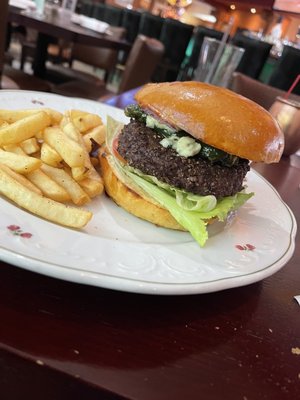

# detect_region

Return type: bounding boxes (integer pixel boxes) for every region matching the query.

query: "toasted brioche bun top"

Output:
[135,81,284,163]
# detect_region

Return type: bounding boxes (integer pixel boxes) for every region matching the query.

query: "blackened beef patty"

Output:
[117,121,250,198]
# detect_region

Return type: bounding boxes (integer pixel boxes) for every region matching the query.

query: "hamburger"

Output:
[99,81,284,246]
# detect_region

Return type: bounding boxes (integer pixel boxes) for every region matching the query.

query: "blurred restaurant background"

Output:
[2,0,300,101]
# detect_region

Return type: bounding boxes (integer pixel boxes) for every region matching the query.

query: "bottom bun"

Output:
[99,148,186,231]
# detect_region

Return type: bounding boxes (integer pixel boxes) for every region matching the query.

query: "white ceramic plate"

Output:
[0,91,297,295]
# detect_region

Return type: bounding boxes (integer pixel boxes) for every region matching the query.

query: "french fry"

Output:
[20,137,40,155]
[0,149,41,173]
[26,169,71,202]
[0,107,106,230]
[0,164,42,195]
[79,177,104,198]
[3,144,26,155]
[40,142,62,167]
[0,166,92,228]
[71,166,88,181]
[44,109,63,125]
[0,121,9,129]
[62,120,80,142]
[66,110,86,119]
[0,111,51,146]
[59,114,70,130]
[70,112,102,133]
[41,163,90,205]
[0,108,63,125]
[62,121,102,181]
[83,125,106,152]
[43,127,86,167]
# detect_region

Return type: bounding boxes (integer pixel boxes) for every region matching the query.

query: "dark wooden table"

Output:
[0,90,300,400]
[8,5,131,78]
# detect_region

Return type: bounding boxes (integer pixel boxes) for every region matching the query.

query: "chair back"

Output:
[230,72,300,110]
[87,3,124,26]
[91,3,106,21]
[80,0,95,17]
[189,27,224,71]
[158,18,194,81]
[71,28,126,76]
[102,5,124,26]
[268,45,300,95]
[138,12,164,39]
[121,9,141,44]
[118,35,164,94]
[180,26,223,80]
[231,33,272,79]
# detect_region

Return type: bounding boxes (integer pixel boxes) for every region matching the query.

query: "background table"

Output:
[8,6,131,78]
[0,93,299,399]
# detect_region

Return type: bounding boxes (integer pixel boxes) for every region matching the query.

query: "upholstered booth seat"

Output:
[92,4,124,26]
[156,18,194,82]
[79,0,95,17]
[231,33,272,79]
[268,45,300,95]
[138,12,164,40]
[121,9,141,44]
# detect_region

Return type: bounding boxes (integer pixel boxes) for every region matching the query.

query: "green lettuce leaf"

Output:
[121,167,253,247]
[126,167,217,212]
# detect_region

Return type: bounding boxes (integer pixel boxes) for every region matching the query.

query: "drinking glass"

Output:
[194,37,245,88]
[269,96,300,156]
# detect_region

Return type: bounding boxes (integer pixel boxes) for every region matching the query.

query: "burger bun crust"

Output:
[135,81,284,163]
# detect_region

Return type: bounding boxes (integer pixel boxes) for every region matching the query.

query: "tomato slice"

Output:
[112,136,127,164]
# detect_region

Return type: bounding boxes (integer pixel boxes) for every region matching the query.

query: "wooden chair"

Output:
[117,36,164,95]
[230,72,300,110]
[44,27,126,85]
[68,27,126,82]
[51,35,164,100]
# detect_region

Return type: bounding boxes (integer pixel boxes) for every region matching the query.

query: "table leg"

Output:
[32,32,51,78]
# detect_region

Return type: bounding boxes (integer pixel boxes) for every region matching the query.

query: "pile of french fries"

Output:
[0,108,106,228]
